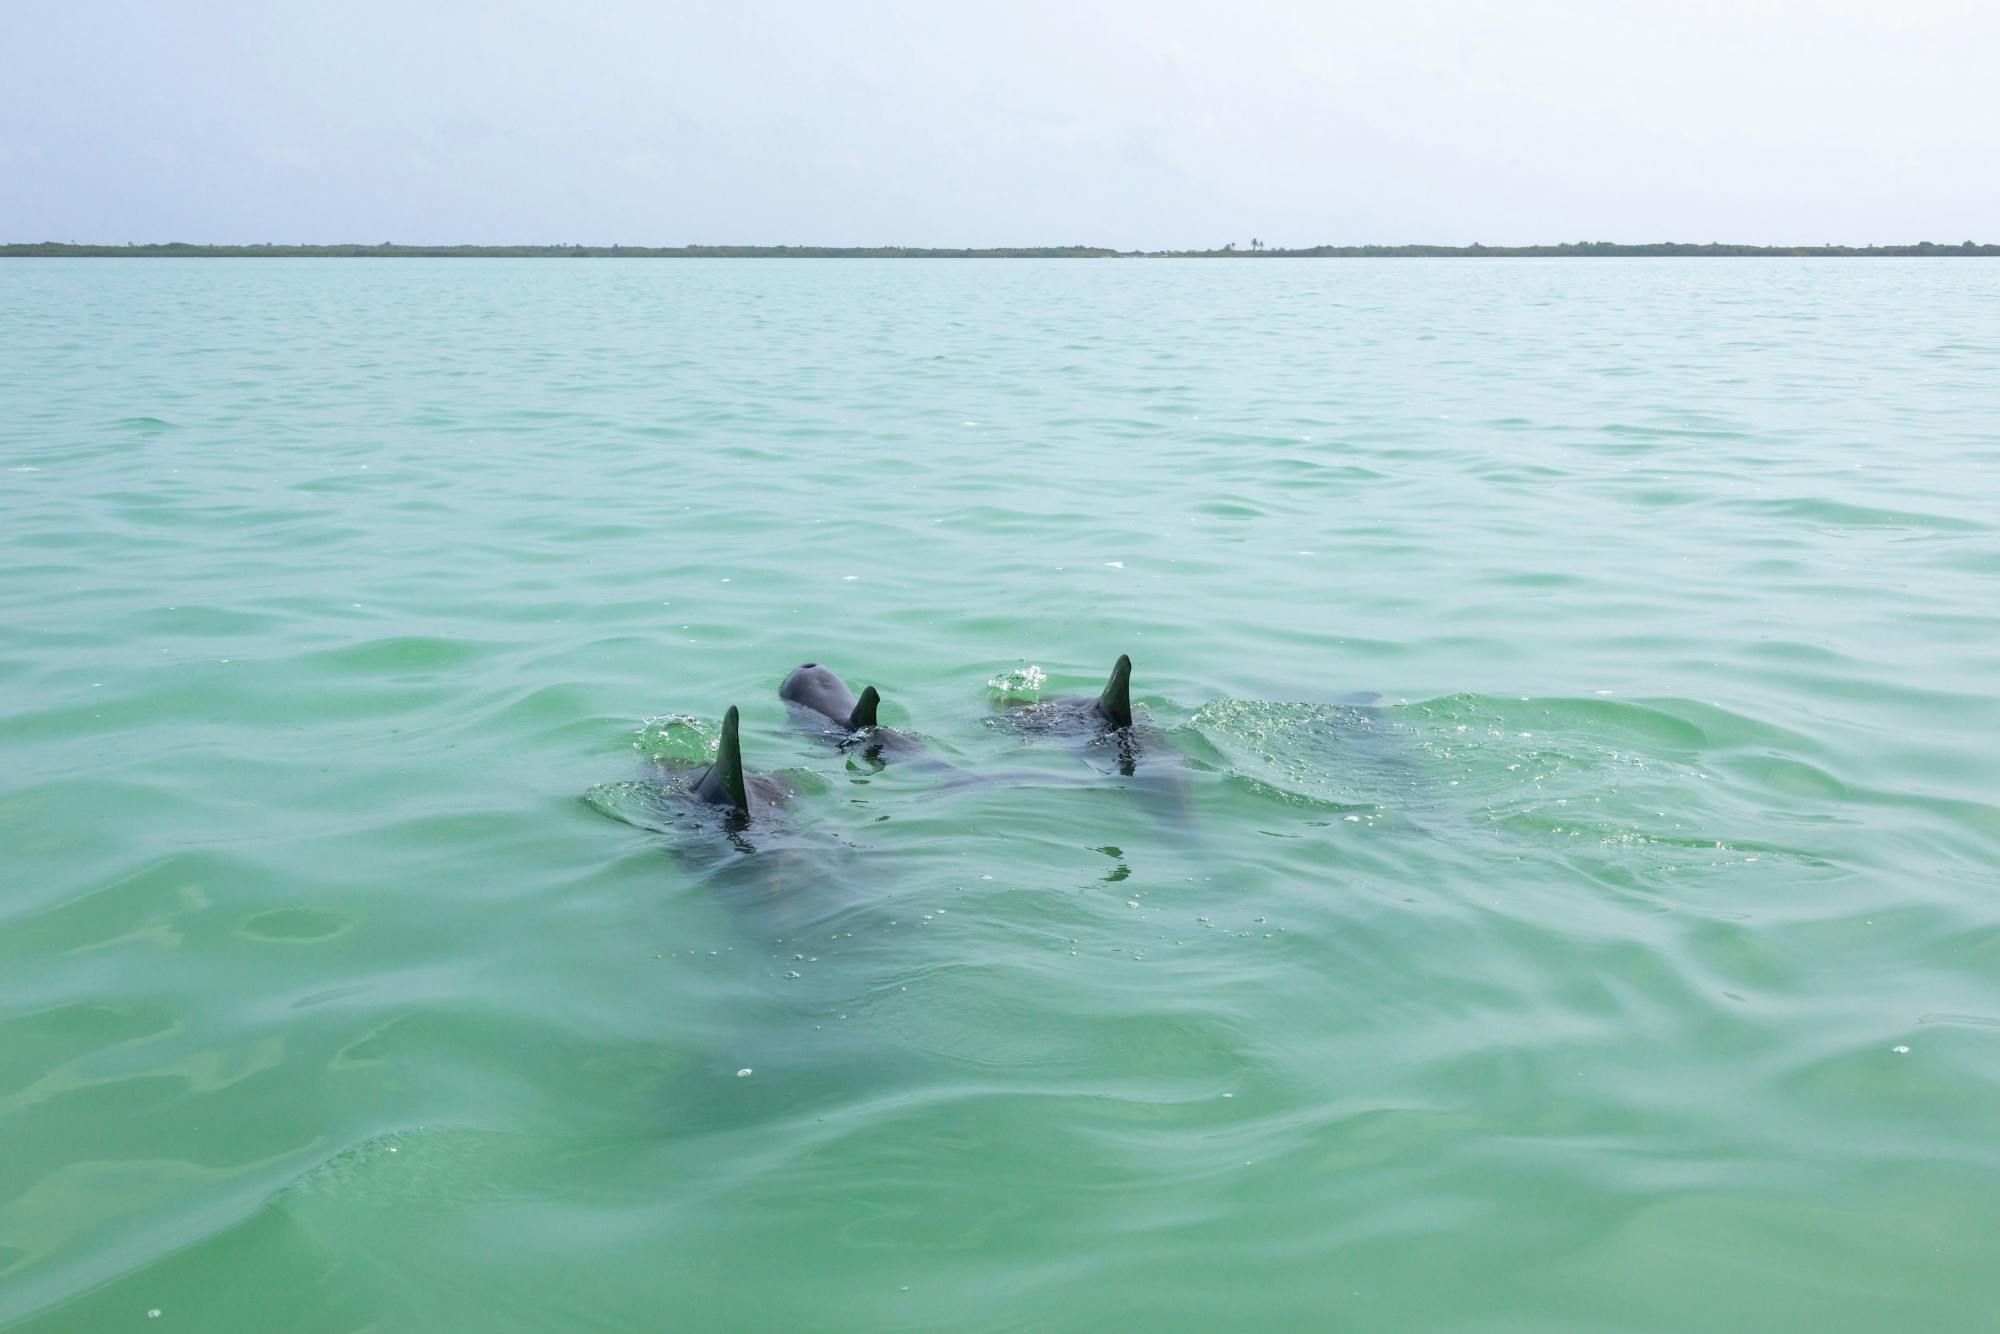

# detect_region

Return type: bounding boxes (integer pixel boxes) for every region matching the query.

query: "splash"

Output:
[985,664,1047,704]
[629,712,719,765]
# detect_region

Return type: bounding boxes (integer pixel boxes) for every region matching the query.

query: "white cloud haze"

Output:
[2,0,1993,248]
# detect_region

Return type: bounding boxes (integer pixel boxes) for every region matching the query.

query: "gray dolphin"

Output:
[687,705,795,817]
[996,654,1206,844]
[1000,654,1136,742]
[780,661,933,765]
[779,662,881,731]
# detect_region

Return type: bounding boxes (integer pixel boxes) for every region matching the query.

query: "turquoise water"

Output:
[3,258,1998,1330]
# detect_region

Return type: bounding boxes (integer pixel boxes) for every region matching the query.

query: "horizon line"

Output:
[5,240,1997,258]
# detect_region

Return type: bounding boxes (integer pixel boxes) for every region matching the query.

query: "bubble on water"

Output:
[1892,1045,1910,1054]
[736,1068,752,1077]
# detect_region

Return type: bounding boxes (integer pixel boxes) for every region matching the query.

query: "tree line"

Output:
[3,240,1994,258]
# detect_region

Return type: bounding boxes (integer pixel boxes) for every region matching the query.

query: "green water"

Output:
[3,258,1997,1331]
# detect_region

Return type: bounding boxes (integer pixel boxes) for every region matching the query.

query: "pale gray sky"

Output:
[2,0,1992,248]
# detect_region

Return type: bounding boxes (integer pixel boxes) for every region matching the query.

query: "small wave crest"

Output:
[1402,693,1840,886]
[1190,697,1409,812]
[582,779,688,835]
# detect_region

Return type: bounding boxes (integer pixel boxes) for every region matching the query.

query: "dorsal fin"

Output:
[847,686,880,731]
[690,705,749,811]
[1097,654,1133,729]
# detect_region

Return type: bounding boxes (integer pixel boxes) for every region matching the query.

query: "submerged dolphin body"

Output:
[994,653,1214,870]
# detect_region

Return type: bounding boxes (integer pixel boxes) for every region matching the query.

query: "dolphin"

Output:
[780,661,932,765]
[999,654,1137,743]
[685,704,796,820]
[1091,653,1134,729]
[782,660,1107,801]
[780,662,882,732]
[994,654,1210,864]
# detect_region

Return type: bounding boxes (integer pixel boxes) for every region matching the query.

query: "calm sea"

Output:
[3,258,1997,1331]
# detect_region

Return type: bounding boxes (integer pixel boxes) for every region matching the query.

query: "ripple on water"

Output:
[5,258,2000,1330]
[307,635,493,675]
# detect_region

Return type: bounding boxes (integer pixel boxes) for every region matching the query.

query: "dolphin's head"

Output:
[780,661,850,705]
[780,661,876,729]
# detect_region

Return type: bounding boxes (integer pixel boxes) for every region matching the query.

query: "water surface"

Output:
[3,258,1997,1330]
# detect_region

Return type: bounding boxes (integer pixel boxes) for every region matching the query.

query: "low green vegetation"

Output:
[0,242,1121,258]
[3,240,1994,257]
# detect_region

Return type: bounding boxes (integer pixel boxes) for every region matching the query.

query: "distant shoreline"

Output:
[4,241,1996,258]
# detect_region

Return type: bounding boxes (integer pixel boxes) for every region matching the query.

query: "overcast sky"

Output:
[2,0,1992,248]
